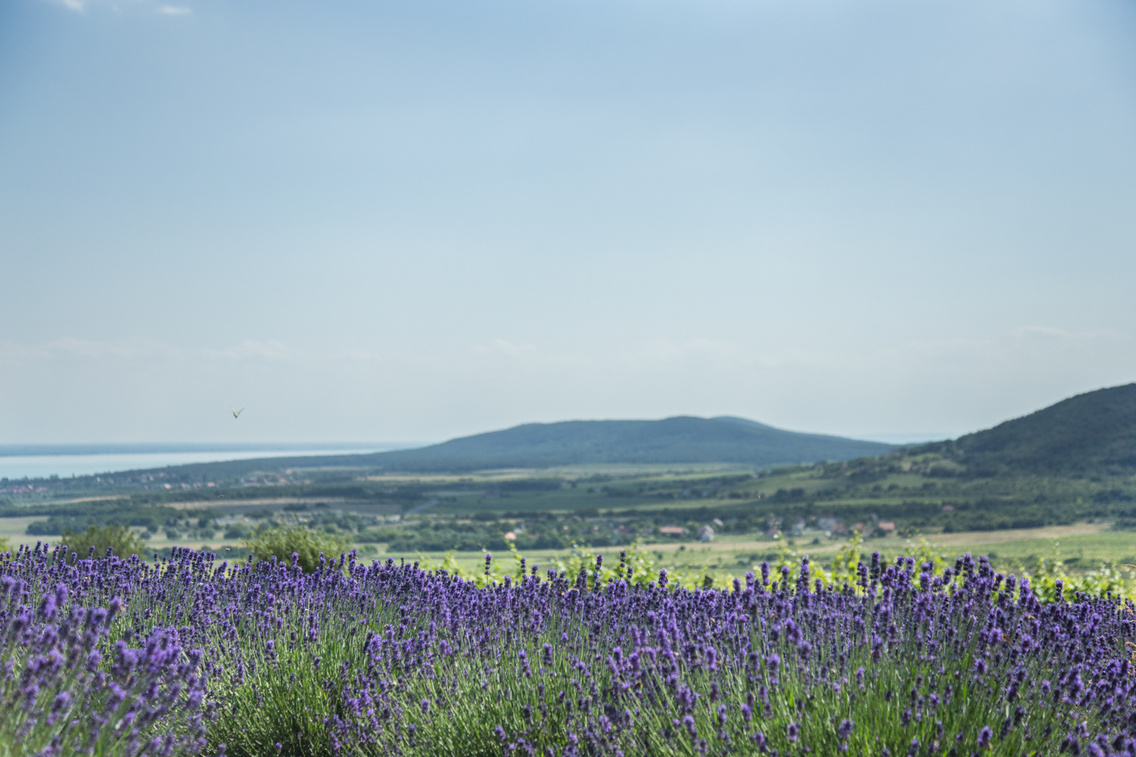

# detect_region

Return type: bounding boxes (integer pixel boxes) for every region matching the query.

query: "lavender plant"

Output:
[0,545,209,757]
[4,541,1136,757]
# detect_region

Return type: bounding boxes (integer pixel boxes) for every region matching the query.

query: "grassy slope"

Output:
[933,382,1136,474]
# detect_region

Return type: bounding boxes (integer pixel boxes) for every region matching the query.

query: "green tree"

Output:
[244,524,349,573]
[60,524,146,559]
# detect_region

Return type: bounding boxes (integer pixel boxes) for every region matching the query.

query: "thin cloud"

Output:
[901,327,1132,363]
[45,0,87,11]
[199,340,293,361]
[0,338,178,364]
[1013,325,1128,343]
[40,0,194,15]
[630,338,812,370]
[0,338,294,367]
[492,339,536,359]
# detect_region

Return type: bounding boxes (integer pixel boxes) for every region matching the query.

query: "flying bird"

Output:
[231,407,244,419]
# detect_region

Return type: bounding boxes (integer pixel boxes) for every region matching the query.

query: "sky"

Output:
[1,0,1134,446]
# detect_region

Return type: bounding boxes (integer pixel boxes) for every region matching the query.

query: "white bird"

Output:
[231,407,244,418]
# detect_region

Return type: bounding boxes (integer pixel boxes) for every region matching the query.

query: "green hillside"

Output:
[934,383,1136,474]
[315,416,893,472]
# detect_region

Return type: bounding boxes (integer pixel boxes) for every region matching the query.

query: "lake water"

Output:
[0,444,417,481]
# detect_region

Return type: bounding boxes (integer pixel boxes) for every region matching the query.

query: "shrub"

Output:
[223,525,250,539]
[244,524,349,572]
[59,523,146,559]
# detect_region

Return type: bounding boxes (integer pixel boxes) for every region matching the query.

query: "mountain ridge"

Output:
[929,383,1136,474]
[355,416,895,472]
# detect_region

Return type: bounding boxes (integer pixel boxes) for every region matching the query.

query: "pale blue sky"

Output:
[1,0,1134,444]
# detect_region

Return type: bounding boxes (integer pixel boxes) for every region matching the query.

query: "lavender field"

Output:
[2,544,1135,757]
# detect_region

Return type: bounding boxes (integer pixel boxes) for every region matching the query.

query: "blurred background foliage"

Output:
[59,523,146,559]
[244,524,350,573]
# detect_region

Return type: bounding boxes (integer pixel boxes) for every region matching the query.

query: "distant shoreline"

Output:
[0,442,419,457]
[0,443,426,481]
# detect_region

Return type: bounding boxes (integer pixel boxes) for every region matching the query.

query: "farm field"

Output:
[400,521,1136,582]
[5,508,1133,588]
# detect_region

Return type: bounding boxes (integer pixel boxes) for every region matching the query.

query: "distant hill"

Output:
[164,416,895,477]
[349,417,894,472]
[940,383,1136,474]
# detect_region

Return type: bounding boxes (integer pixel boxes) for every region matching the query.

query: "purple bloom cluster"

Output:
[5,542,1136,757]
[0,543,209,756]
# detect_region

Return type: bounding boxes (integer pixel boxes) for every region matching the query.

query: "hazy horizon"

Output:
[3,0,1133,446]
[0,423,952,451]
[0,443,410,481]
[0,420,939,481]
